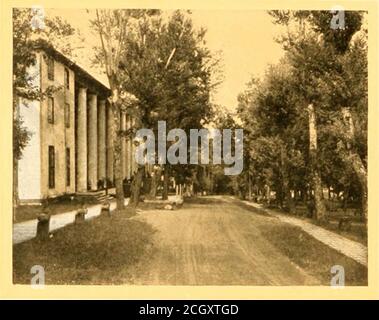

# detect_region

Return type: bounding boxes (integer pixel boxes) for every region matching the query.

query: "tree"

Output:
[237,62,308,212]
[113,9,165,206]
[116,10,217,203]
[236,10,367,222]
[92,10,155,210]
[156,11,218,199]
[268,10,366,221]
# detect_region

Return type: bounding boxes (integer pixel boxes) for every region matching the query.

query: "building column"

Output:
[130,117,135,175]
[121,111,127,179]
[125,114,130,179]
[106,104,114,184]
[98,99,106,184]
[88,93,98,190]
[76,87,87,192]
[126,115,133,179]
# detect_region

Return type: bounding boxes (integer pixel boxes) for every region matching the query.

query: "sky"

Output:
[190,10,285,110]
[46,9,285,112]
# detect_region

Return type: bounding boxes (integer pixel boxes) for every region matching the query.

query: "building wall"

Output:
[18,54,42,202]
[39,51,76,199]
[17,48,138,201]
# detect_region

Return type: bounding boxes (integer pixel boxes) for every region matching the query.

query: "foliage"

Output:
[92,10,219,202]
[236,11,367,217]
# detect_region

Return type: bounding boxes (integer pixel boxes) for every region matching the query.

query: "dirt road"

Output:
[127,196,320,285]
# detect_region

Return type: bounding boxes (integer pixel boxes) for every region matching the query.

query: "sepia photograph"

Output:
[1,0,378,301]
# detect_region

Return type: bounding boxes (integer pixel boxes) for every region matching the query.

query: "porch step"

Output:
[96,194,114,203]
[76,190,105,197]
[75,190,114,203]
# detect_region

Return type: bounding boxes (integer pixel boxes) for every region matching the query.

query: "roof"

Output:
[34,39,111,96]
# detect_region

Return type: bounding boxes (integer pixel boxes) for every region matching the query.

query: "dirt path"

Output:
[126,196,320,285]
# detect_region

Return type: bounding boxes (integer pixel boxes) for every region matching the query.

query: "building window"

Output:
[64,67,70,89]
[65,103,70,128]
[66,147,70,187]
[48,146,55,189]
[47,56,54,81]
[48,97,54,124]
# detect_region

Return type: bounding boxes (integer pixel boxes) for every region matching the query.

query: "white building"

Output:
[17,44,135,204]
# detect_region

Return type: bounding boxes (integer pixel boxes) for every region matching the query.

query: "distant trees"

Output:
[152,11,217,199]
[237,11,367,222]
[207,107,241,196]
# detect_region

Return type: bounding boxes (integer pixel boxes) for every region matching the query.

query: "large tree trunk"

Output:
[162,165,169,200]
[13,157,18,222]
[276,182,284,208]
[248,172,252,200]
[129,165,144,208]
[307,104,327,220]
[148,174,157,199]
[349,153,367,222]
[248,175,252,200]
[96,14,126,210]
[280,144,295,214]
[265,184,271,205]
[112,102,125,210]
[147,166,161,200]
[341,107,368,223]
[13,97,20,222]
